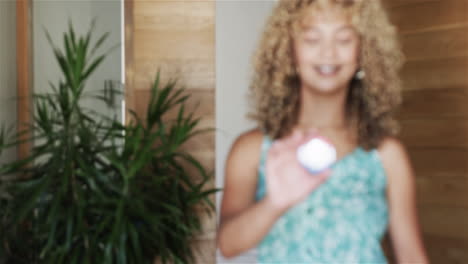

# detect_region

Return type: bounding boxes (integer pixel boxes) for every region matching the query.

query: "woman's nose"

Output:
[319,40,338,60]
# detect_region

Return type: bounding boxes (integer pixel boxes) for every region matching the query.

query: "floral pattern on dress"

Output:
[255,136,389,264]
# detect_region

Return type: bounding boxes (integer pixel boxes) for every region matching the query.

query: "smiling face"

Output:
[293,5,361,94]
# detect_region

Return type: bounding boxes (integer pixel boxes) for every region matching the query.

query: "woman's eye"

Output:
[337,38,352,45]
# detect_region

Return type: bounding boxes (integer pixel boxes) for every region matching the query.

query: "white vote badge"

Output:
[297,136,337,174]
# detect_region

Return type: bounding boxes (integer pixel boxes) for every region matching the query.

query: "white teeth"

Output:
[316,65,339,74]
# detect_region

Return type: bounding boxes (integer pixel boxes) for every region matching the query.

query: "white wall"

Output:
[33,0,123,121]
[0,0,17,164]
[215,1,276,263]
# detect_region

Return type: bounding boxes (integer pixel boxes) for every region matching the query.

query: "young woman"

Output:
[217,0,429,263]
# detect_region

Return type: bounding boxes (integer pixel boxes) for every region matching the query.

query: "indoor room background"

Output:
[1,0,467,263]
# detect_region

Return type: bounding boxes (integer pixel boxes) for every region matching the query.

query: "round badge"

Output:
[297,136,337,174]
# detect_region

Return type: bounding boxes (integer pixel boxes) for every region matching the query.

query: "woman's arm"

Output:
[217,129,331,258]
[217,129,285,258]
[379,137,430,264]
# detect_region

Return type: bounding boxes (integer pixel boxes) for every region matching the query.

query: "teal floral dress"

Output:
[255,136,389,263]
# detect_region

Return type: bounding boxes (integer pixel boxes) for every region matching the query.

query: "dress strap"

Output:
[259,134,273,167]
[255,134,273,201]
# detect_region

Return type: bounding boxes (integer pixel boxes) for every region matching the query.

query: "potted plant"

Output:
[0,21,218,264]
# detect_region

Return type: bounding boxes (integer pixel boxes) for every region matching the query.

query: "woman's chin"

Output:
[303,81,348,95]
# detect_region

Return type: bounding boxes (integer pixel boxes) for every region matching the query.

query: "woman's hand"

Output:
[264,129,332,212]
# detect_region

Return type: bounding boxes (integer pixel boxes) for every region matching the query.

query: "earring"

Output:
[355,69,365,80]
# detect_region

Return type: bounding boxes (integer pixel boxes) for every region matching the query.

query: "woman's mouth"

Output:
[314,65,341,77]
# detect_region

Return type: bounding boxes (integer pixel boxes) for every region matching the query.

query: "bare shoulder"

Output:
[220,128,264,221]
[377,136,408,161]
[376,136,413,183]
[224,128,265,186]
[228,128,264,163]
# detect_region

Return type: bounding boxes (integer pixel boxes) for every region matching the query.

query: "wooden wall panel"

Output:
[401,57,468,91]
[416,176,468,207]
[127,0,216,263]
[133,59,215,91]
[402,27,468,61]
[400,120,468,148]
[423,234,468,264]
[382,0,468,262]
[16,0,32,160]
[399,88,468,119]
[409,148,468,178]
[418,206,468,239]
[389,0,468,33]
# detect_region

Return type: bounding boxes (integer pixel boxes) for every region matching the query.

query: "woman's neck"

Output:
[295,84,359,150]
[296,84,349,131]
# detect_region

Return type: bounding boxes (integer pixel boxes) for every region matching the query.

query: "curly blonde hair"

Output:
[248,0,404,149]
